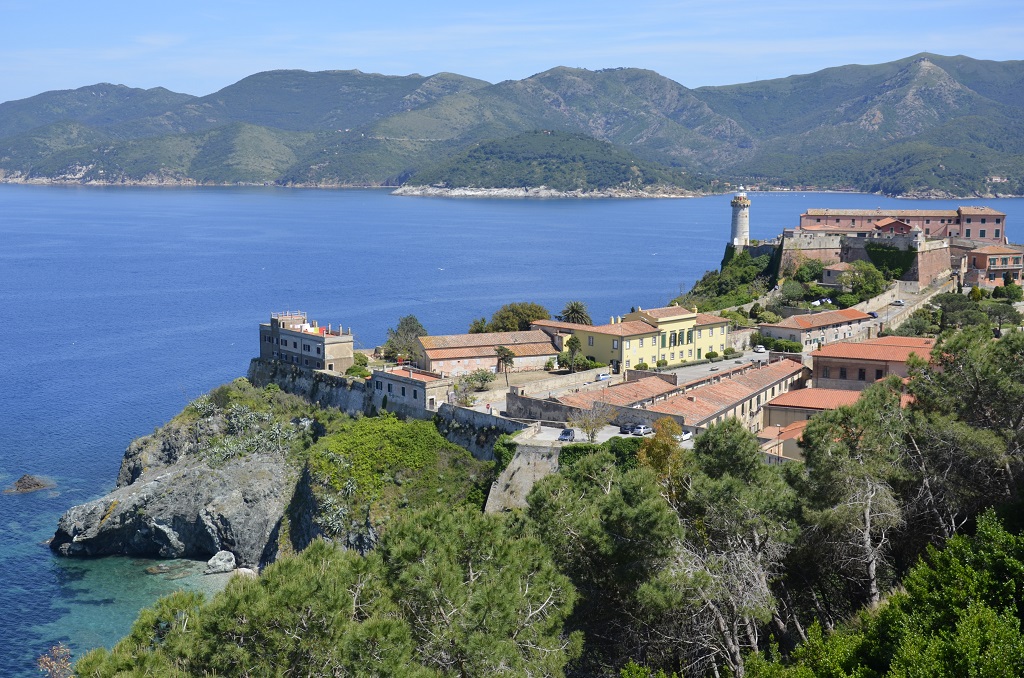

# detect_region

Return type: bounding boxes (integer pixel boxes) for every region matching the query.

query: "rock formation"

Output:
[50,414,293,569]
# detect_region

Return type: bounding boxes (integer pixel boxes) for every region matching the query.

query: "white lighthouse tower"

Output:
[730,189,751,248]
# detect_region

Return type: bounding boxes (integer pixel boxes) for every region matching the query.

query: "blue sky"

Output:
[1,0,1022,103]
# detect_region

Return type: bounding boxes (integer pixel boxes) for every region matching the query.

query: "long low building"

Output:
[414,330,558,376]
[759,308,874,350]
[646,358,808,433]
[556,376,679,409]
[811,336,935,391]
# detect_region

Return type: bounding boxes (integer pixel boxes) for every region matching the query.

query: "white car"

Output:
[753,345,766,353]
[892,299,906,306]
[674,431,693,442]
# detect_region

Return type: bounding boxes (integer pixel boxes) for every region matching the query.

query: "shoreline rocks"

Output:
[391,185,702,199]
[4,474,54,494]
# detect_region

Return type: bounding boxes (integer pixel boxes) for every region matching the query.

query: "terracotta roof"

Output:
[419,330,551,350]
[424,343,557,360]
[759,420,808,443]
[532,318,658,337]
[824,262,853,271]
[766,388,861,411]
[797,223,877,232]
[646,359,805,425]
[958,206,1005,215]
[695,313,728,327]
[557,376,677,409]
[970,245,1022,255]
[379,368,442,382]
[874,217,909,228]
[803,208,959,217]
[812,337,935,363]
[760,308,872,331]
[637,305,695,319]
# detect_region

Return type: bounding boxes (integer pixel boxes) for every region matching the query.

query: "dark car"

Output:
[619,423,637,434]
[558,428,575,442]
[868,311,879,318]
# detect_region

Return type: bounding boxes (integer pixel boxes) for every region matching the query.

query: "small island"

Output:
[3,474,54,494]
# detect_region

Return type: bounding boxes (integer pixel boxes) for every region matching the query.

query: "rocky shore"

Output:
[49,413,293,570]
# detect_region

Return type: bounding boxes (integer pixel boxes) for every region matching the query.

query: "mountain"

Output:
[3,55,1024,195]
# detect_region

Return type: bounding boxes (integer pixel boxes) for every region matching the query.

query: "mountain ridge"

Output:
[3,54,1024,196]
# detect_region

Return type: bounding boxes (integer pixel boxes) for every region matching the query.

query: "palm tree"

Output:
[557,300,592,325]
[495,346,515,386]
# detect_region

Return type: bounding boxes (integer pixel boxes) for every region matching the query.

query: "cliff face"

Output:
[50,411,293,569]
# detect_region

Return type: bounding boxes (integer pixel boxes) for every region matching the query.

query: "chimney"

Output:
[687,395,697,402]
[610,316,615,324]
[616,316,622,323]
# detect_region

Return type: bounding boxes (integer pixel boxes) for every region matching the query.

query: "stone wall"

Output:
[484,443,560,513]
[505,391,686,429]
[510,367,608,397]
[248,358,371,415]
[433,403,530,460]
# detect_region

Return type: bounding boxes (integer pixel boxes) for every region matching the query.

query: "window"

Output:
[293,341,298,348]
[401,386,406,397]
[989,272,997,281]
[823,367,831,378]
[317,361,322,368]
[316,346,321,354]
[304,359,308,366]
[625,360,631,368]
[328,363,334,371]
[661,334,666,348]
[1003,258,1010,266]
[588,336,594,346]
[639,338,644,347]
[413,389,418,400]
[925,228,930,235]
[858,368,866,381]
[980,230,987,238]
[981,218,987,224]
[996,218,1002,224]
[697,329,703,339]
[966,228,972,238]
[670,352,675,360]
[875,369,883,380]
[688,349,693,357]
[1015,258,1021,266]
[613,340,619,349]
[303,343,310,352]
[967,218,973,224]
[925,219,930,224]
[839,368,847,380]
[624,340,630,349]
[387,383,392,393]
[997,229,1002,238]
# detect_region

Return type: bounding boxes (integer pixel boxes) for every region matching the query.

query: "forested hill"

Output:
[406,131,698,192]
[3,54,1024,195]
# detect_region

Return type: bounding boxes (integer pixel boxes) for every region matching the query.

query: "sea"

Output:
[1,185,1022,673]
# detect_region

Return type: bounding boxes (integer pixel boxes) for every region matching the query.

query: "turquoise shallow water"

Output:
[1,185,1022,674]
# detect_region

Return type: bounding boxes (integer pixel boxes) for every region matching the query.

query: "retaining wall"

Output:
[511,367,608,396]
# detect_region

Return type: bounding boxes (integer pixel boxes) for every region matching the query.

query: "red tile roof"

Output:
[424,343,558,360]
[532,319,658,337]
[637,305,695,319]
[766,388,861,411]
[419,330,551,350]
[759,420,808,443]
[811,337,935,363]
[557,376,678,409]
[760,308,872,331]
[958,206,1005,215]
[379,367,442,382]
[646,359,806,425]
[804,208,960,217]
[970,245,1022,255]
[695,313,729,327]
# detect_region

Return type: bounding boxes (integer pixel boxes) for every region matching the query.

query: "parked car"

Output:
[674,430,693,442]
[753,345,767,353]
[868,311,879,318]
[892,299,906,306]
[595,373,610,381]
[558,428,575,442]
[632,424,653,436]
[619,423,637,434]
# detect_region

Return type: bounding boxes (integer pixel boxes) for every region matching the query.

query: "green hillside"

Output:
[3,55,1024,194]
[407,130,694,191]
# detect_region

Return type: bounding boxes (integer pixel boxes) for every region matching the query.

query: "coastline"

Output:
[1,174,1020,200]
[391,185,703,199]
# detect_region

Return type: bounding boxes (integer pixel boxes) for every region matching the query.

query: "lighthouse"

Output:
[730,190,750,248]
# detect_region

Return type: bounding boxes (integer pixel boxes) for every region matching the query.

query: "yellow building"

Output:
[624,306,730,364]
[531,319,660,372]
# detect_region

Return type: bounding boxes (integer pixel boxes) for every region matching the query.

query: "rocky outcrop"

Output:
[50,416,293,569]
[205,550,236,574]
[4,474,54,494]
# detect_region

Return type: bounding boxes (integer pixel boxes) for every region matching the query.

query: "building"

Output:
[259,311,354,373]
[623,306,731,364]
[414,330,558,376]
[762,388,862,427]
[758,308,874,350]
[731,191,751,247]
[645,358,808,433]
[531,319,660,372]
[759,421,808,463]
[811,336,935,391]
[370,366,450,414]
[964,245,1024,288]
[556,375,680,410]
[821,261,853,286]
[798,206,1007,244]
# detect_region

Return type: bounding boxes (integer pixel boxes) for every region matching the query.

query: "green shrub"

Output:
[723,347,736,356]
[704,351,719,360]
[656,359,668,367]
[353,352,369,367]
[634,362,650,371]
[493,434,518,474]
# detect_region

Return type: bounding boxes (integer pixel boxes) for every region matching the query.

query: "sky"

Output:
[1,0,1022,103]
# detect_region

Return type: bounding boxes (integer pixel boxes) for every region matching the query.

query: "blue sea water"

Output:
[1,185,1022,673]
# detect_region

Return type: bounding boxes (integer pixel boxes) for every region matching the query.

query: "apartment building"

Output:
[259,311,354,373]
